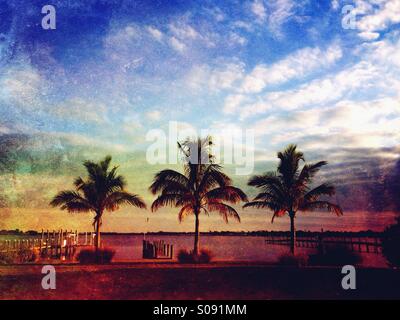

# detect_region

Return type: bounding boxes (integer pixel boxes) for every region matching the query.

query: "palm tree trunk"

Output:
[95,217,101,251]
[193,213,200,255]
[289,211,296,255]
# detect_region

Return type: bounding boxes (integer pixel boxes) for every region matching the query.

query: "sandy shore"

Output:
[1,263,399,300]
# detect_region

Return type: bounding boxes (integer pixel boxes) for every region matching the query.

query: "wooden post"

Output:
[39,230,43,255]
[56,230,60,257]
[66,236,69,257]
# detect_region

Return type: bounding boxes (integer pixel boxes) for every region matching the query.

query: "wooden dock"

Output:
[0,229,95,260]
[142,240,174,259]
[265,234,382,254]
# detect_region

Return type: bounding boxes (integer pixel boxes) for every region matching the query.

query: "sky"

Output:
[0,0,399,232]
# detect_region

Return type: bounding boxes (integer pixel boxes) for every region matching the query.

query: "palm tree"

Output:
[244,144,343,254]
[50,155,146,251]
[150,137,248,255]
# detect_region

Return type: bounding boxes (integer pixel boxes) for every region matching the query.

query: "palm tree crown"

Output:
[50,155,146,250]
[244,144,342,254]
[150,137,248,254]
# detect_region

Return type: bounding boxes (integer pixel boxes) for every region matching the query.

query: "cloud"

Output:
[233,20,253,31]
[358,31,380,41]
[239,42,342,94]
[251,0,267,21]
[252,96,400,152]
[185,62,245,92]
[267,0,296,35]
[239,60,379,118]
[357,0,400,32]
[229,32,247,46]
[223,94,249,114]
[50,98,108,124]
[169,22,199,40]
[0,66,44,108]
[169,36,186,53]
[237,35,400,119]
[355,0,400,39]
[146,110,162,121]
[331,0,339,11]
[147,26,163,41]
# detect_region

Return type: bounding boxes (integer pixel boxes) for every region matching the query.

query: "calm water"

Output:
[0,234,388,267]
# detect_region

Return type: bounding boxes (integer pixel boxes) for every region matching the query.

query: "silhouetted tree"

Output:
[50,156,146,251]
[244,144,342,254]
[150,137,248,255]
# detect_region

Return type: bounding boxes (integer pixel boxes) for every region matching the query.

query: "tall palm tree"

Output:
[50,155,146,251]
[150,137,248,255]
[244,144,343,254]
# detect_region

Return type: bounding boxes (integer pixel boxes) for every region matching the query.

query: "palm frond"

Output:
[300,200,343,216]
[302,183,336,202]
[204,186,248,204]
[104,191,146,211]
[206,201,240,223]
[151,193,185,212]
[178,204,194,222]
[277,144,304,188]
[50,191,93,213]
[149,169,190,194]
[297,161,327,187]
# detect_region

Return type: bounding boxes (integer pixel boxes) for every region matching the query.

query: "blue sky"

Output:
[0,0,399,231]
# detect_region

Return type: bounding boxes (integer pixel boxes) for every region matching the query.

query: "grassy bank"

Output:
[1,263,400,300]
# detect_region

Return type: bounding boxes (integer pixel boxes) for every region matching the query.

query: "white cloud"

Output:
[354,0,400,40]
[239,60,380,118]
[104,24,139,49]
[358,31,380,40]
[147,26,163,41]
[186,62,245,92]
[239,42,343,94]
[251,0,267,21]
[331,0,340,11]
[229,32,247,46]
[233,20,253,31]
[146,110,162,121]
[267,0,296,35]
[50,98,108,124]
[169,22,199,40]
[223,94,248,114]
[252,96,400,150]
[357,0,400,32]
[169,36,186,53]
[236,36,400,119]
[0,67,43,107]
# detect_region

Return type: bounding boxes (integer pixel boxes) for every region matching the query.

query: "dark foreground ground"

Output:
[1,263,399,299]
